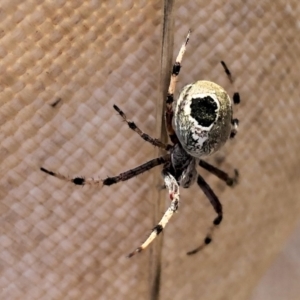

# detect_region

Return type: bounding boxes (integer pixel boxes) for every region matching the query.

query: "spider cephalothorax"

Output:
[41,31,240,257]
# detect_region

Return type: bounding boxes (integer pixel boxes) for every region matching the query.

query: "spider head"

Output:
[173,80,233,158]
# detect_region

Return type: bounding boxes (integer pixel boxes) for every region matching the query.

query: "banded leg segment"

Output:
[165,31,190,144]
[220,60,240,140]
[199,160,239,187]
[40,154,170,187]
[103,155,170,186]
[113,105,171,150]
[230,118,239,139]
[127,172,179,258]
[221,60,233,84]
[187,174,223,255]
[220,61,240,105]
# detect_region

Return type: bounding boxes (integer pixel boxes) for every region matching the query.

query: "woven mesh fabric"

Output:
[1,1,300,300]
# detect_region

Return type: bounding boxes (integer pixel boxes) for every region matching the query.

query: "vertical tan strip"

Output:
[150,1,175,300]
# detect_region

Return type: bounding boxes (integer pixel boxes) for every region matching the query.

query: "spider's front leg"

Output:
[127,171,180,258]
[187,174,223,255]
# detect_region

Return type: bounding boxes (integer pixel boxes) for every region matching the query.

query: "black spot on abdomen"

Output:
[190,96,218,127]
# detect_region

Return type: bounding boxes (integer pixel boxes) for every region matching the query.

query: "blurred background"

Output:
[0,0,300,299]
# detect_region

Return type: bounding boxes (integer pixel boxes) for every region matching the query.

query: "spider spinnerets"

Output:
[41,30,240,258]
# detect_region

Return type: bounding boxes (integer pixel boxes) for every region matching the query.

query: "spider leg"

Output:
[199,159,239,187]
[40,154,170,187]
[165,30,190,144]
[113,105,171,150]
[220,61,240,105]
[127,171,179,258]
[187,174,223,255]
[230,118,239,139]
[220,60,233,84]
[220,60,241,140]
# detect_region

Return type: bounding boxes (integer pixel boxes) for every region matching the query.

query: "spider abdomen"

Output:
[174,80,232,158]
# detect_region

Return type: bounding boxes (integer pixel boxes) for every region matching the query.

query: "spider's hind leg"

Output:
[220,61,240,139]
[113,105,171,150]
[230,118,239,139]
[165,30,190,144]
[220,61,240,105]
[187,174,223,255]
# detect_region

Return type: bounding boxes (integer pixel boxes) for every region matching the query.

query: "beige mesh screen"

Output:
[1,1,300,299]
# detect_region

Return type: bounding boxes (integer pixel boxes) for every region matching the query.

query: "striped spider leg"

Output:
[128,170,179,258]
[220,60,240,138]
[165,30,191,144]
[40,155,170,187]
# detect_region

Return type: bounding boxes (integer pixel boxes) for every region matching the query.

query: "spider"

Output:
[41,31,240,258]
